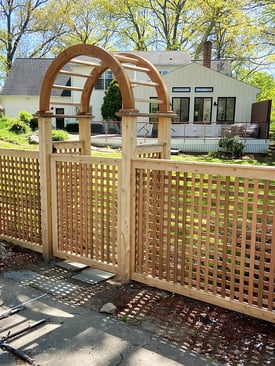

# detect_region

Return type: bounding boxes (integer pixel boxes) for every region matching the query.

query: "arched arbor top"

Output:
[38,44,172,116]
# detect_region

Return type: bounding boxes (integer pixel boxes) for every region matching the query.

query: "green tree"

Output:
[0,0,47,74]
[54,0,119,51]
[101,79,122,121]
[105,0,151,50]
[0,0,274,85]
[238,70,275,124]
[148,0,190,50]
[0,0,70,79]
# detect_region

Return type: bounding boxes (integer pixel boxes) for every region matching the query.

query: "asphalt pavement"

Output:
[0,273,223,366]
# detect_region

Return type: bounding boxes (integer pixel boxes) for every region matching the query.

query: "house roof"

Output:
[1,52,234,97]
[0,58,70,96]
[162,62,260,92]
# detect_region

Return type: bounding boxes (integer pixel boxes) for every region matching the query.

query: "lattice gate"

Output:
[37,44,174,281]
[50,154,120,274]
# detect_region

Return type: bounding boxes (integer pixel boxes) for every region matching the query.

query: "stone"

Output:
[99,303,117,314]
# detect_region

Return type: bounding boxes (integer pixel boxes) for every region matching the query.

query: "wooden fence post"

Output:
[78,115,92,155]
[38,114,53,260]
[119,113,137,283]
[157,116,172,159]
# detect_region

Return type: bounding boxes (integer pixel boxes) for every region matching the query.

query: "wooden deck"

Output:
[90,134,269,154]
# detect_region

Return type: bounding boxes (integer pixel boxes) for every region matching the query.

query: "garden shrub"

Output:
[9,119,28,134]
[19,111,33,125]
[30,117,38,130]
[52,129,69,141]
[0,115,12,128]
[218,136,245,158]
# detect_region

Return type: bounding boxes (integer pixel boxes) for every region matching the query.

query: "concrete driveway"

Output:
[0,274,223,366]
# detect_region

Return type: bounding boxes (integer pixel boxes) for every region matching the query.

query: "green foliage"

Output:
[101,79,122,121]
[217,136,245,158]
[8,119,29,134]
[237,71,275,124]
[0,115,12,128]
[19,111,33,125]
[30,117,38,131]
[0,0,273,81]
[51,129,69,141]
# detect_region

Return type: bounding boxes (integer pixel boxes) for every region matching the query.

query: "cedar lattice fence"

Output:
[51,154,120,273]
[0,149,41,249]
[132,159,275,322]
[0,149,274,322]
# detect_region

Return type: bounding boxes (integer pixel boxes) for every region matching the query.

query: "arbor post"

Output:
[78,114,92,155]
[38,113,53,260]
[157,115,172,159]
[119,113,137,283]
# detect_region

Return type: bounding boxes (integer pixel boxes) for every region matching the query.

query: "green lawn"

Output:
[0,128,274,166]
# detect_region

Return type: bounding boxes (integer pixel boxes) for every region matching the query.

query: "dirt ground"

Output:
[0,241,274,366]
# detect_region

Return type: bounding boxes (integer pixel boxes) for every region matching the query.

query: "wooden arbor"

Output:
[36,44,175,279]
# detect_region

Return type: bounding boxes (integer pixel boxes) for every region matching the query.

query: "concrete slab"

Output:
[0,275,223,366]
[3,270,81,300]
[72,268,115,284]
[56,260,89,272]
[0,276,220,366]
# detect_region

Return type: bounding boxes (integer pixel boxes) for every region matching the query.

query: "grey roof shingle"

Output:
[1,52,231,97]
[1,58,70,96]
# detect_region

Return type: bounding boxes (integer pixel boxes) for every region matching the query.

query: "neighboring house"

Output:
[0,43,269,144]
[0,59,71,129]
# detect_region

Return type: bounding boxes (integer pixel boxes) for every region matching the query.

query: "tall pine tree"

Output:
[101,79,122,121]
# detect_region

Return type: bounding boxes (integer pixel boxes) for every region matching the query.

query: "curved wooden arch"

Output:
[39,44,135,113]
[39,44,172,115]
[116,52,170,113]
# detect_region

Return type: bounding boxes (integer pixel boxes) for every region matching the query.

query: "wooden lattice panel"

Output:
[137,152,162,159]
[53,141,84,154]
[53,156,119,268]
[0,150,41,247]
[134,160,275,321]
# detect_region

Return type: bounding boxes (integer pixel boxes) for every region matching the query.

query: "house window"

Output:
[172,87,191,93]
[194,97,212,123]
[195,87,213,92]
[172,97,190,123]
[61,78,71,97]
[95,70,113,90]
[216,97,236,123]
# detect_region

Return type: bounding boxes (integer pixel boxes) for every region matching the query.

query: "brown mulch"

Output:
[0,241,274,366]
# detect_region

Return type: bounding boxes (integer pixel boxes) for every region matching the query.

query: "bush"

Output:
[9,119,28,134]
[52,129,69,141]
[218,136,245,158]
[30,117,38,131]
[0,115,12,128]
[19,111,33,125]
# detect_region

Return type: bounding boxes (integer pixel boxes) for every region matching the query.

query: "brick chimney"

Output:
[203,41,212,68]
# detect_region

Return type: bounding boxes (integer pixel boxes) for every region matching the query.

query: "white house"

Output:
[133,61,261,138]
[0,44,270,152]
